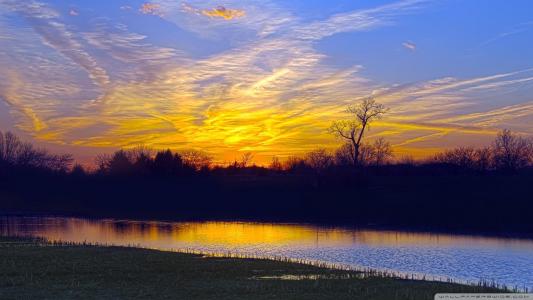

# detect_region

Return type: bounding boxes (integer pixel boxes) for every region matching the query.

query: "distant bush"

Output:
[305,149,334,172]
[492,129,533,171]
[94,148,199,176]
[433,130,532,172]
[0,131,72,172]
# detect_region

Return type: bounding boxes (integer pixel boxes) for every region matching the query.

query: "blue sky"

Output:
[0,0,532,163]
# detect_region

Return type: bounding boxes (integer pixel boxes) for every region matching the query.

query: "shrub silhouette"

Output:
[0,130,72,172]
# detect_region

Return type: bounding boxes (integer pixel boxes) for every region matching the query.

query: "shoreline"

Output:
[3,210,533,241]
[46,240,518,291]
[0,236,509,300]
[2,214,532,292]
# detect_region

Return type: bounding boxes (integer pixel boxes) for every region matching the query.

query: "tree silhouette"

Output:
[306,148,334,172]
[71,164,86,176]
[130,145,154,174]
[107,150,133,175]
[181,150,212,171]
[334,143,355,167]
[492,129,532,171]
[0,130,72,171]
[153,149,184,176]
[371,137,393,166]
[329,97,387,166]
[269,156,283,172]
[239,152,254,168]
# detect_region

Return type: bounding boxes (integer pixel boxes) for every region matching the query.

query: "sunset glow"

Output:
[1,0,532,164]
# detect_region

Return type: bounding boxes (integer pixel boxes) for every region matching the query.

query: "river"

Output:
[1,216,531,290]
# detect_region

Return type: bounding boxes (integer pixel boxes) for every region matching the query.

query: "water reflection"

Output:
[1,216,532,290]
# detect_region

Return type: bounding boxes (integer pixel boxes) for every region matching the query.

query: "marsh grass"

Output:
[0,236,508,300]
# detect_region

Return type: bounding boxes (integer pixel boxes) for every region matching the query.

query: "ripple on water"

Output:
[1,216,532,290]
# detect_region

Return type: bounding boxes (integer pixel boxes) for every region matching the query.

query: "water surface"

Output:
[1,216,532,289]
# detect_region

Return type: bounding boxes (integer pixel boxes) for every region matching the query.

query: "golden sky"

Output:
[1,0,532,164]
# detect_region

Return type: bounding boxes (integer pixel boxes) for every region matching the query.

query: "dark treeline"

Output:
[1,127,532,237]
[1,128,532,176]
[1,95,532,237]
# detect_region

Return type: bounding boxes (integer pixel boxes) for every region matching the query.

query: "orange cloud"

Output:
[140,3,161,16]
[201,6,245,20]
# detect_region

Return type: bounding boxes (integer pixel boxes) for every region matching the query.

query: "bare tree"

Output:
[46,153,73,172]
[372,137,393,166]
[269,156,283,171]
[329,97,387,166]
[0,130,72,171]
[1,131,22,164]
[306,148,334,172]
[284,156,306,173]
[340,137,392,167]
[433,146,495,171]
[492,129,532,171]
[398,155,416,166]
[95,153,112,173]
[334,142,355,166]
[434,147,478,169]
[474,147,493,171]
[181,150,212,171]
[129,145,154,162]
[239,152,254,168]
[357,144,376,167]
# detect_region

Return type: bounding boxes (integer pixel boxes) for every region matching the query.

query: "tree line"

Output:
[1,98,532,236]
[0,131,72,172]
[1,97,532,177]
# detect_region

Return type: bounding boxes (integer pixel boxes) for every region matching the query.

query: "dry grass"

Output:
[0,237,505,300]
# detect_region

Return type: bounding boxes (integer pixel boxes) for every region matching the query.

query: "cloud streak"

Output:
[1,0,532,163]
[2,0,109,88]
[402,41,416,51]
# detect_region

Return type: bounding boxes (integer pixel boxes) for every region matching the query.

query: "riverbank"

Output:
[0,236,505,300]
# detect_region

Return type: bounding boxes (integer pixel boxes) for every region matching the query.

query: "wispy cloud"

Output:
[2,1,110,88]
[291,0,426,40]
[480,21,533,47]
[402,41,416,51]
[1,0,532,163]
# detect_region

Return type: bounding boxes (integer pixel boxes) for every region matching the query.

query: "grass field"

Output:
[0,236,504,300]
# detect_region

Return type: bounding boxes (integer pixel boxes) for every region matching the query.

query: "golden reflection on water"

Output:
[3,216,533,290]
[0,217,528,249]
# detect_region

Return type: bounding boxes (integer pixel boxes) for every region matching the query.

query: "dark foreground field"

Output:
[0,237,504,300]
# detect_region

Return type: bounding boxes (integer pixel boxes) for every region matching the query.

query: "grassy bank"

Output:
[0,237,504,300]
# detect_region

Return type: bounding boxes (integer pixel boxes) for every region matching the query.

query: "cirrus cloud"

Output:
[1,0,532,164]
[402,41,416,51]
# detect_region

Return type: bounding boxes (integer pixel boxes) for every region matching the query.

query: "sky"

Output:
[1,0,532,164]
